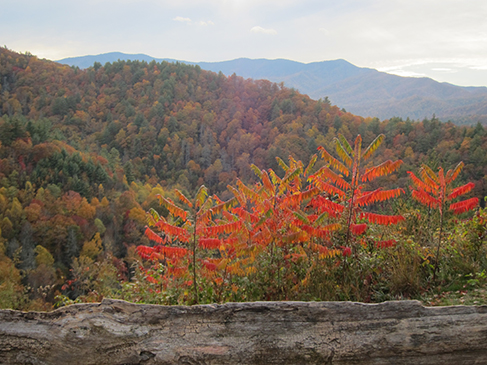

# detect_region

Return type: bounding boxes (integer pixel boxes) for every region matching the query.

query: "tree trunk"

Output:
[2,299,487,364]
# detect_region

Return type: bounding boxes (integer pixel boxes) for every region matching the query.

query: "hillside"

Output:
[58,53,487,124]
[1,47,487,310]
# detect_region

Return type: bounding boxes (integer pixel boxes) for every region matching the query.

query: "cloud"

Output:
[377,64,426,78]
[250,26,277,35]
[382,69,427,78]
[173,16,214,27]
[173,16,191,23]
[319,28,330,35]
[432,68,454,72]
[198,20,215,26]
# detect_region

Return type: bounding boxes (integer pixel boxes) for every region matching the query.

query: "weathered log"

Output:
[1,299,487,364]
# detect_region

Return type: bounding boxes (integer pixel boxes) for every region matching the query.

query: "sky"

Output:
[2,0,487,87]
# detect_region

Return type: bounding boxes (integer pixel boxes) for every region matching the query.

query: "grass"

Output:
[420,287,487,306]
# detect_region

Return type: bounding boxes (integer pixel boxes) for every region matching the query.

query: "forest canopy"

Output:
[1,47,486,310]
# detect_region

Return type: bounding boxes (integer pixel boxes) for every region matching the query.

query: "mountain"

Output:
[3,47,487,311]
[57,52,179,69]
[57,53,487,124]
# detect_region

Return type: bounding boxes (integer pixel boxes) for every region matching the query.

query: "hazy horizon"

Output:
[3,0,487,87]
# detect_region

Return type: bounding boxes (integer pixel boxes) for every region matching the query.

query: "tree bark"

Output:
[1,299,487,364]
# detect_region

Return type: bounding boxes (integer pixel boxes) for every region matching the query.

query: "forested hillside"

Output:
[1,47,487,310]
[59,53,487,124]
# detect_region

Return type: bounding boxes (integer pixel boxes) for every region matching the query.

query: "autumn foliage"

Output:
[131,133,483,304]
[307,134,405,251]
[1,47,486,309]
[408,162,479,276]
[135,135,414,302]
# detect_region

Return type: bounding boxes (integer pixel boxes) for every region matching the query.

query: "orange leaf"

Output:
[355,188,404,206]
[136,245,154,260]
[144,226,166,244]
[311,179,346,198]
[261,170,275,194]
[302,223,340,238]
[199,238,221,249]
[448,182,474,200]
[237,179,263,203]
[449,197,479,214]
[201,260,217,271]
[408,171,436,194]
[233,207,259,223]
[228,184,247,206]
[157,195,188,221]
[361,212,405,225]
[281,231,308,244]
[411,189,440,208]
[167,266,186,276]
[317,146,349,176]
[420,166,440,190]
[155,220,190,242]
[308,196,344,217]
[206,221,242,235]
[350,223,367,235]
[446,161,464,184]
[310,166,350,190]
[284,187,320,207]
[154,245,188,258]
[174,189,193,208]
[310,243,340,259]
[362,160,403,182]
[211,197,237,215]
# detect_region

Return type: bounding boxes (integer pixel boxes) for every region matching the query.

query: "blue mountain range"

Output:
[57,52,487,124]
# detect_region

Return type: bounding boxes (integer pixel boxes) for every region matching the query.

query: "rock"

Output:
[1,299,487,364]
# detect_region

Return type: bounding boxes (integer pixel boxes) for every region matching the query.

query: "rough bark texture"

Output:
[1,299,487,364]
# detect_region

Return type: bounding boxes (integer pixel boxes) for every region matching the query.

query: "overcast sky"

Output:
[2,0,487,87]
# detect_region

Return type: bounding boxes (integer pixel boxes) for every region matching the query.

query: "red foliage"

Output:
[144,226,166,245]
[409,163,478,215]
[310,134,404,247]
[449,197,479,214]
[206,221,242,235]
[360,213,405,226]
[350,223,367,235]
[154,220,190,242]
[198,238,221,249]
[136,244,188,261]
[448,182,475,200]
[375,240,396,249]
[201,260,217,271]
[341,247,352,257]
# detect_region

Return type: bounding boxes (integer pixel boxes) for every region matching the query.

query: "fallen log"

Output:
[1,299,487,364]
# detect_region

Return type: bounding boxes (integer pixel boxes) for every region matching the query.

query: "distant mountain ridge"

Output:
[57,53,487,124]
[58,52,179,69]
